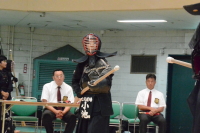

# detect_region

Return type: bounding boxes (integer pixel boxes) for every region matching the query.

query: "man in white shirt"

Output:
[135,74,166,133]
[41,69,76,133]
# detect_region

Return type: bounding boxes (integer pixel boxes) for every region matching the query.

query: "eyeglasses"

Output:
[54,75,64,78]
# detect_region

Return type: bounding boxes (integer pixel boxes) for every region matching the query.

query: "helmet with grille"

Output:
[82,33,101,56]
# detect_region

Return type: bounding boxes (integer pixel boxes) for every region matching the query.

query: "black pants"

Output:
[76,96,110,133]
[138,114,166,133]
[42,109,77,133]
[76,114,110,133]
[187,80,200,133]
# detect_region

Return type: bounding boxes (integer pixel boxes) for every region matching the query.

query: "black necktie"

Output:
[57,86,62,110]
[147,91,152,107]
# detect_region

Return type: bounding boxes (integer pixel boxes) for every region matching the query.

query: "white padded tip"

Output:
[166,57,174,63]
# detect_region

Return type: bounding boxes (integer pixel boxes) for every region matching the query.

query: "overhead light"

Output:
[117,20,167,23]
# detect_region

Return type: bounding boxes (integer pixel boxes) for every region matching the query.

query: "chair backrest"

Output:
[11,97,37,116]
[122,102,138,119]
[70,107,76,114]
[110,101,120,119]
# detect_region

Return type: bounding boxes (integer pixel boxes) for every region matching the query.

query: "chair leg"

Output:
[156,126,158,133]
[40,120,42,133]
[35,122,37,133]
[119,123,121,133]
[59,123,62,133]
[127,123,129,131]
[120,125,121,132]
[37,122,39,133]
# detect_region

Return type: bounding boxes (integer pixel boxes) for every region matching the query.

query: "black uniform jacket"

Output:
[0,69,13,100]
[72,61,113,116]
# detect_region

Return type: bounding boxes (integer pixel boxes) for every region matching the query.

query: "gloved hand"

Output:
[76,91,82,98]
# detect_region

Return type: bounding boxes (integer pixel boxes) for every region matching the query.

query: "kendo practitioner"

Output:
[5,60,18,84]
[72,33,117,133]
[0,55,13,100]
[183,3,200,133]
[0,55,14,132]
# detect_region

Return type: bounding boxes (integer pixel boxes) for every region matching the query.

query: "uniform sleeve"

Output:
[72,63,84,98]
[7,72,13,92]
[159,92,166,108]
[135,91,145,106]
[67,86,75,103]
[41,84,49,101]
[0,72,4,92]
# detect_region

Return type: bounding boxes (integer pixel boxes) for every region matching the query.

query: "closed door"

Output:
[166,55,195,133]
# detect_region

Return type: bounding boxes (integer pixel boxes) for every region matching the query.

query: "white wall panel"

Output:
[0,26,195,107]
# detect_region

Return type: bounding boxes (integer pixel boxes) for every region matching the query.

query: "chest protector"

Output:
[81,59,112,93]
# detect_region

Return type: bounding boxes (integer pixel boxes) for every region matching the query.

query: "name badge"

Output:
[154,98,159,104]
[62,96,68,102]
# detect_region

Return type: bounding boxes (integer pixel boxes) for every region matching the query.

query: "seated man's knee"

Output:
[159,118,166,125]
[42,111,54,122]
[155,117,166,127]
[62,113,77,124]
[70,114,77,123]
[139,114,149,123]
[42,112,50,118]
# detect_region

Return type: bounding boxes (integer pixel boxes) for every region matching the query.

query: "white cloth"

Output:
[41,81,74,103]
[135,88,166,109]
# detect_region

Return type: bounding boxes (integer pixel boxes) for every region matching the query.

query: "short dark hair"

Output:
[53,69,64,76]
[146,73,156,80]
[0,55,7,63]
[5,60,12,72]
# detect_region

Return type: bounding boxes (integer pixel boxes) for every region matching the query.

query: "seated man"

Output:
[135,73,166,133]
[41,69,76,133]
